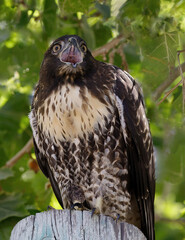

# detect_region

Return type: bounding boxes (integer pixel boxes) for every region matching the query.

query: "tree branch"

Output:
[152,62,185,101]
[6,138,33,168]
[92,35,124,57]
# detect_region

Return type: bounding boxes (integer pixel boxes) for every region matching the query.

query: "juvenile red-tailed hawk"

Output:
[29,35,155,239]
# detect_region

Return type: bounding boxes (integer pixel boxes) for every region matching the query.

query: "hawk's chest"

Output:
[37,84,113,143]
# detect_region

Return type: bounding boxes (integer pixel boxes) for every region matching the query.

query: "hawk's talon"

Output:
[116,213,120,223]
[91,208,96,217]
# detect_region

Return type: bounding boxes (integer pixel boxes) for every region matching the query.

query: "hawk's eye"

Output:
[52,44,61,53]
[81,44,87,53]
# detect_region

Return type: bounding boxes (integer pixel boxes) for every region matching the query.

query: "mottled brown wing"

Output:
[33,138,64,209]
[114,69,155,240]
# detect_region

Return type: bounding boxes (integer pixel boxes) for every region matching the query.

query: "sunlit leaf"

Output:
[49,193,63,210]
[59,0,91,13]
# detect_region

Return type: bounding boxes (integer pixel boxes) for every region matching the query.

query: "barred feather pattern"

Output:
[30,83,140,227]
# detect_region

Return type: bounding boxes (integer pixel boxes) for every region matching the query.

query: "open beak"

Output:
[60,38,82,68]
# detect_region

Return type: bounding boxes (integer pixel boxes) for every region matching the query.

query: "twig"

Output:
[153,62,185,101]
[155,50,185,106]
[117,44,129,72]
[107,43,128,71]
[92,35,124,57]
[156,79,182,105]
[108,49,116,64]
[6,138,33,168]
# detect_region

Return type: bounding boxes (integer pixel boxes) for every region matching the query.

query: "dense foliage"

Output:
[0,0,185,239]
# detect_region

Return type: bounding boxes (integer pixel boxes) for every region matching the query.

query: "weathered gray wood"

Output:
[10,209,146,240]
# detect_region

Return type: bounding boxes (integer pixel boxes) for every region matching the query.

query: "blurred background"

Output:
[0,0,185,239]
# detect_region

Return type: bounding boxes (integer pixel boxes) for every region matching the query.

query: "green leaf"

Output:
[138,32,179,92]
[0,217,21,240]
[172,86,182,102]
[0,193,29,222]
[95,3,110,20]
[155,221,185,240]
[80,15,95,50]
[0,168,14,180]
[42,0,57,37]
[29,170,52,209]
[93,23,112,48]
[17,10,30,28]
[0,92,30,166]
[59,0,91,13]
[120,0,160,18]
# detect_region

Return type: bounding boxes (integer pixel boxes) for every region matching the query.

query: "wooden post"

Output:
[10,209,146,240]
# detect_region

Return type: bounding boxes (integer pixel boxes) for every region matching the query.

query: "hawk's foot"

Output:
[71,202,83,210]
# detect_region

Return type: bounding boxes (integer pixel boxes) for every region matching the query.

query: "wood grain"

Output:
[10,209,146,240]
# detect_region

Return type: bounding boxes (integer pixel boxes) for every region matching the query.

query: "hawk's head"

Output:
[41,35,94,80]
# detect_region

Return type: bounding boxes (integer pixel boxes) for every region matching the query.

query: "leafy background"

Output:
[0,0,185,239]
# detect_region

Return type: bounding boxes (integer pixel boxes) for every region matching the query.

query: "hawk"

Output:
[29,35,155,240]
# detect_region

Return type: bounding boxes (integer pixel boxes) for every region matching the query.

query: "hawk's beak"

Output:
[60,38,82,68]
